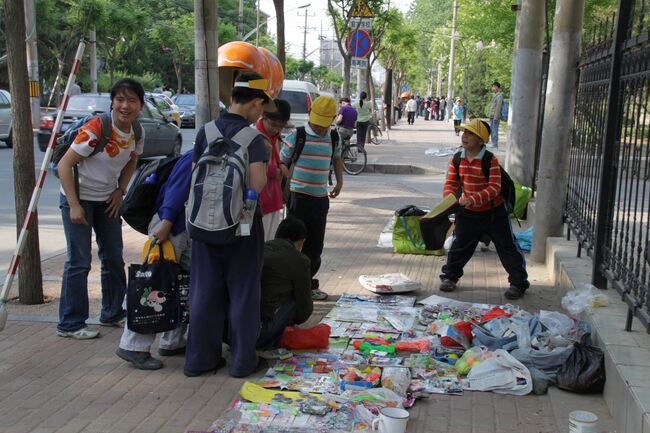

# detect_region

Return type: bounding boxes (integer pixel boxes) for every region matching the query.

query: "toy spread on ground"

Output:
[208,285,605,433]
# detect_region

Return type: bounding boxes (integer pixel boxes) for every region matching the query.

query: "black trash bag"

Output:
[556,335,606,393]
[395,205,427,217]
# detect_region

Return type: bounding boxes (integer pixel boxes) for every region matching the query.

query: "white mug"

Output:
[371,407,410,433]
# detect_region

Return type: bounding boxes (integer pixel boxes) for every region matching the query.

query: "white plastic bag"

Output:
[539,310,575,338]
[462,349,532,396]
[381,367,412,397]
[358,273,421,294]
[561,283,609,316]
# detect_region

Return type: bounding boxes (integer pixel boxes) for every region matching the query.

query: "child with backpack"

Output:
[55,78,145,340]
[439,118,529,300]
[115,150,193,370]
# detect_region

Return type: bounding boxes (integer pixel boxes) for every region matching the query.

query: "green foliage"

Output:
[93,70,162,92]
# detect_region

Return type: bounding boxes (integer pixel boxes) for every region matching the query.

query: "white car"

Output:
[280,80,320,128]
[0,89,12,148]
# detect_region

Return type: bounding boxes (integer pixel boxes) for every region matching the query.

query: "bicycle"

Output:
[367,118,382,145]
[341,138,367,175]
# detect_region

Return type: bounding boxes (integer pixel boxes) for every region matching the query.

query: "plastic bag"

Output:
[463,349,533,396]
[539,310,575,338]
[381,367,412,397]
[556,336,606,394]
[280,323,331,350]
[561,283,609,316]
[514,226,533,252]
[455,346,490,376]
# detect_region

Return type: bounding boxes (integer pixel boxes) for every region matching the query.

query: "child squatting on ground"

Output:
[439,118,530,300]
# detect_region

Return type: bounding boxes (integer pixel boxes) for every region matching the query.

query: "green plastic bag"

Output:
[511,184,532,220]
[392,215,444,255]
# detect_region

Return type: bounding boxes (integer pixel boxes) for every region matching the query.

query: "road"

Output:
[0,128,197,280]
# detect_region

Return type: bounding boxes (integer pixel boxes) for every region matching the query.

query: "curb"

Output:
[357,164,444,176]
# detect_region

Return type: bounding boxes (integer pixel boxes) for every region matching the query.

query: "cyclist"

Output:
[335,97,357,148]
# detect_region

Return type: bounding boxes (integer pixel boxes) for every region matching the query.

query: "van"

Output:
[280,80,320,128]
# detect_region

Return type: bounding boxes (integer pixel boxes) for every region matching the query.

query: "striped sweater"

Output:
[280,125,341,197]
[443,147,503,212]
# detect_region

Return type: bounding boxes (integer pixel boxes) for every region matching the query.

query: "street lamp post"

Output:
[446,0,458,120]
[243,3,310,43]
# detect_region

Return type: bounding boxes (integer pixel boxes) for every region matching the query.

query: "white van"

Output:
[280,80,320,128]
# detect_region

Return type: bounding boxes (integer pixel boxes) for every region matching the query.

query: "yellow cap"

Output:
[458,118,490,143]
[309,96,337,128]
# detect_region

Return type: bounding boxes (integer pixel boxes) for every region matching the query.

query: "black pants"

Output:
[454,119,461,134]
[441,204,529,289]
[356,121,369,148]
[407,111,415,124]
[289,193,329,278]
[257,298,296,350]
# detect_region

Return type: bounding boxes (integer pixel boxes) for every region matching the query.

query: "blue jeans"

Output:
[58,194,126,332]
[257,298,297,350]
[490,118,500,147]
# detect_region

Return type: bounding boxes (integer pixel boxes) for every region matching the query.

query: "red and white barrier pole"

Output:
[0,40,86,331]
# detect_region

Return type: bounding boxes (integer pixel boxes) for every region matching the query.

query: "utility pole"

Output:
[238,0,245,37]
[505,0,546,186]
[195,0,220,127]
[89,27,98,92]
[255,0,261,46]
[446,0,458,119]
[531,0,585,262]
[24,0,40,132]
[301,7,309,61]
[6,0,44,304]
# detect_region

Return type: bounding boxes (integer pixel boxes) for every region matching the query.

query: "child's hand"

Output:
[459,196,470,207]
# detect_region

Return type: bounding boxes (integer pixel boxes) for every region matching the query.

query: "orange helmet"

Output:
[258,47,284,97]
[218,41,269,77]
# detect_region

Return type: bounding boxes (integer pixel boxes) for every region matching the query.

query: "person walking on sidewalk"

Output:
[452,98,464,135]
[280,96,343,301]
[406,95,417,125]
[439,118,529,300]
[335,97,357,147]
[55,78,145,340]
[488,81,504,148]
[257,217,313,351]
[116,150,194,370]
[256,99,291,241]
[439,95,448,121]
[352,91,371,148]
[184,73,273,378]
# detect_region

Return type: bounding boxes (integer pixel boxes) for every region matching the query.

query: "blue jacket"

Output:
[156,150,193,236]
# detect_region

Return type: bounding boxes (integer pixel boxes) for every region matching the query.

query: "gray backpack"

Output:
[186,121,261,245]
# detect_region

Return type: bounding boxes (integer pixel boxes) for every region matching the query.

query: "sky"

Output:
[258,0,412,65]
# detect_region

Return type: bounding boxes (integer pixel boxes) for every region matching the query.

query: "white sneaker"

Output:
[56,327,100,340]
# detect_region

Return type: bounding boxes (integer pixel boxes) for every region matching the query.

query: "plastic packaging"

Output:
[381,367,412,397]
[280,323,331,350]
[561,284,609,316]
[539,310,575,338]
[394,338,431,353]
[463,349,533,396]
[455,346,489,376]
[556,336,606,394]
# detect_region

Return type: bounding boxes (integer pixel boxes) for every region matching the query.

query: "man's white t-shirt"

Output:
[406,99,418,112]
[62,115,145,202]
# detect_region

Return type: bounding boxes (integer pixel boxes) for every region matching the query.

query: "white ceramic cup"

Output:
[371,407,410,433]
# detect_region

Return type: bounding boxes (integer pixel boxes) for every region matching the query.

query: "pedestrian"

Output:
[439,96,448,121]
[256,98,291,241]
[184,72,273,378]
[452,98,464,135]
[257,216,313,351]
[182,87,190,94]
[432,97,440,120]
[116,150,194,370]
[406,95,417,125]
[335,97,357,147]
[352,91,371,148]
[55,78,145,339]
[162,85,172,99]
[424,97,431,121]
[439,118,529,300]
[280,96,342,301]
[488,81,504,148]
[415,95,422,118]
[153,84,163,93]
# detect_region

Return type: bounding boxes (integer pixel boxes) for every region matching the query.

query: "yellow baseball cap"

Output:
[309,96,337,128]
[458,118,490,143]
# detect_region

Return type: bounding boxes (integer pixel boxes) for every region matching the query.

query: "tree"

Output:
[273,0,286,70]
[149,14,194,93]
[5,0,44,304]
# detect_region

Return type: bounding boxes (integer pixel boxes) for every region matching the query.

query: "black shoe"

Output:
[439,278,458,292]
[230,357,268,379]
[116,348,163,370]
[504,285,527,300]
[158,346,186,357]
[184,357,226,377]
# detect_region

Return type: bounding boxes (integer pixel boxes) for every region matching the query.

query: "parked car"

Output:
[147,93,181,127]
[171,94,226,128]
[0,89,12,148]
[38,93,182,158]
[281,80,320,128]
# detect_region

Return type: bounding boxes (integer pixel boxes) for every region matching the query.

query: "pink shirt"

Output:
[256,119,284,215]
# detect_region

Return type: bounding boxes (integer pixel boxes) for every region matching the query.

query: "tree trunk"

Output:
[194,0,220,127]
[5,0,44,304]
[342,55,351,98]
[174,61,183,95]
[274,0,286,71]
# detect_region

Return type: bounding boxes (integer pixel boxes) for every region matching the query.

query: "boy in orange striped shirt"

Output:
[440,119,529,300]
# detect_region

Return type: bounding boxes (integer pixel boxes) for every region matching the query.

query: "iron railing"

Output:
[566,0,650,332]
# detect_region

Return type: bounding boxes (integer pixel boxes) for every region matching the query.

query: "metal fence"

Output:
[566,0,650,332]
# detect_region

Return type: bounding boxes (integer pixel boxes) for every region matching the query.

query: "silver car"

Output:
[0,89,12,148]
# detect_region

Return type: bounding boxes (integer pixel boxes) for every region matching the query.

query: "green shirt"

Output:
[353,100,372,122]
[261,238,313,324]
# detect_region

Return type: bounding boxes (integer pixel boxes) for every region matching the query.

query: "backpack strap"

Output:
[92,112,113,156]
[481,149,493,182]
[291,126,307,164]
[231,126,261,150]
[203,120,223,154]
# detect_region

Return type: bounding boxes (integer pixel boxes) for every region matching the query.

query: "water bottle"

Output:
[143,172,158,184]
[240,188,257,236]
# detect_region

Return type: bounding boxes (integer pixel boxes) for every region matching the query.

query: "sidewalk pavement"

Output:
[0,118,616,433]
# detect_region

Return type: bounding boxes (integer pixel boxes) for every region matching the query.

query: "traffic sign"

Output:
[346,29,371,58]
[351,57,368,69]
[350,17,372,30]
[350,0,374,18]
